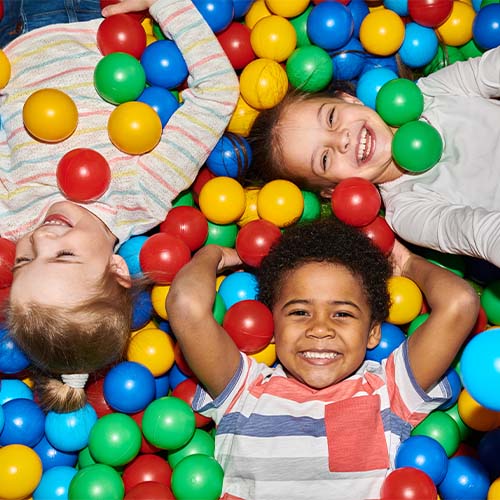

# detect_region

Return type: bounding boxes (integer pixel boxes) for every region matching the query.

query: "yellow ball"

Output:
[257,179,304,227]
[250,342,276,366]
[227,96,260,137]
[436,1,475,47]
[146,34,157,46]
[127,327,175,376]
[0,49,11,89]
[265,0,310,18]
[23,88,78,143]
[250,15,297,62]
[458,388,500,432]
[359,9,405,56]
[131,320,158,338]
[488,478,500,500]
[238,187,261,227]
[245,0,272,29]
[108,101,162,155]
[0,444,43,500]
[151,284,170,320]
[141,17,154,35]
[387,276,423,325]
[198,176,246,224]
[240,58,289,110]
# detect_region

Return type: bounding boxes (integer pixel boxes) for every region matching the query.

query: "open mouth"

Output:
[357,126,373,164]
[42,214,73,228]
[300,350,340,361]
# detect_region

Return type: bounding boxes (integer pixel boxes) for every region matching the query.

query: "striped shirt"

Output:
[194,341,451,500]
[0,0,239,246]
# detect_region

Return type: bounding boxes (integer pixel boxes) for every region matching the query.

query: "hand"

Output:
[101,0,155,17]
[218,247,243,272]
[389,239,413,277]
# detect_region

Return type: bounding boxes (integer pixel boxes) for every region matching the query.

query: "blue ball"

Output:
[0,326,30,374]
[384,0,408,16]
[307,2,354,51]
[461,328,500,411]
[118,235,147,278]
[33,435,79,471]
[438,456,490,500]
[399,22,439,69]
[356,67,398,109]
[45,404,98,453]
[168,363,190,391]
[193,0,234,33]
[439,368,462,411]
[473,4,500,50]
[365,322,405,362]
[131,290,154,330]
[217,271,258,309]
[103,361,156,413]
[155,372,170,399]
[140,40,188,89]
[348,0,369,38]
[0,378,33,404]
[233,0,253,19]
[0,405,4,434]
[206,133,251,178]
[395,435,448,485]
[33,466,77,500]
[360,54,398,75]
[478,428,500,481]
[0,398,45,447]
[137,86,180,127]
[331,38,366,81]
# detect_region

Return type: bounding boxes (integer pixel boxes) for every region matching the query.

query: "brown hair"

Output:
[6,267,135,413]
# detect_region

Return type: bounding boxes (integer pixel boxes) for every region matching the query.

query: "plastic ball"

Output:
[205,220,239,247]
[387,276,423,325]
[125,481,175,500]
[365,322,405,362]
[250,342,277,366]
[286,44,333,92]
[359,215,396,255]
[142,396,196,450]
[458,388,500,432]
[439,368,463,411]
[439,456,490,500]
[349,0,370,38]
[217,22,255,70]
[245,0,272,29]
[151,284,170,320]
[96,13,147,59]
[160,206,208,252]
[0,49,11,89]
[0,379,33,405]
[0,326,30,374]
[307,2,354,51]
[435,1,475,46]
[289,5,313,47]
[473,4,500,49]
[250,15,297,62]
[412,411,461,457]
[137,86,179,128]
[140,40,188,89]
[265,0,310,17]
[118,235,147,278]
[206,133,252,178]
[385,0,409,16]
[0,398,44,447]
[0,237,15,288]
[23,88,78,143]
[257,179,304,227]
[68,463,124,500]
[331,38,366,81]
[236,219,281,268]
[299,190,321,223]
[239,58,289,110]
[0,444,43,500]
[234,0,254,18]
[32,436,78,471]
[376,78,424,127]
[192,0,233,33]
[122,454,172,493]
[356,67,398,109]
[478,428,500,481]
[168,429,215,469]
[227,97,260,137]
[481,280,500,324]
[399,22,439,69]
[408,0,453,27]
[217,271,259,309]
[172,378,212,428]
[56,148,111,202]
[380,467,437,500]
[170,454,224,500]
[198,176,246,224]
[33,465,77,500]
[392,120,443,173]
[489,478,500,500]
[359,9,405,56]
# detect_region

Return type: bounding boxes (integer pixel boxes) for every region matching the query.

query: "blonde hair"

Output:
[6,267,134,413]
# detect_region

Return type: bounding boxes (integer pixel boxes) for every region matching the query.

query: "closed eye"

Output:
[289,310,309,317]
[56,250,75,257]
[14,256,31,265]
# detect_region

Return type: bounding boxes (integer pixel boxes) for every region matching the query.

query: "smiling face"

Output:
[272,261,381,389]
[276,94,401,195]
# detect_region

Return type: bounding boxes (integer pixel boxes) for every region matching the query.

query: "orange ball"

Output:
[435,1,475,46]
[387,276,423,325]
[257,179,304,227]
[0,49,11,89]
[359,9,405,56]
[23,88,78,143]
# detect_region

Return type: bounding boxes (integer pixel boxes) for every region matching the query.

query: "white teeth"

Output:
[302,351,338,360]
[43,220,67,226]
[358,128,371,162]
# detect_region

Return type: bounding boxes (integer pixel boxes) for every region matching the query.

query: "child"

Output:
[167,217,479,499]
[246,46,500,269]
[1,0,239,412]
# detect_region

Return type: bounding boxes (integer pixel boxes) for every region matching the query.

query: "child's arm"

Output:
[390,240,480,392]
[167,245,243,399]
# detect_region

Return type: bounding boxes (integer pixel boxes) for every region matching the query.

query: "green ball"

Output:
[445,403,471,441]
[424,249,466,277]
[286,45,333,92]
[88,413,142,467]
[68,464,124,500]
[213,292,226,325]
[171,454,224,500]
[77,447,97,469]
[168,429,215,469]
[142,396,196,450]
[423,45,465,76]
[173,190,195,208]
[480,280,500,325]
[290,6,313,47]
[205,221,238,247]
[94,52,146,105]
[392,120,443,173]
[299,190,321,222]
[152,22,166,40]
[375,78,424,127]
[459,39,484,59]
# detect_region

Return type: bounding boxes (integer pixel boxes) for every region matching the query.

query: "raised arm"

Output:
[390,240,480,391]
[167,245,242,399]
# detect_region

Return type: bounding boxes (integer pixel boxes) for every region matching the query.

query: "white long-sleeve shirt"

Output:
[0,0,239,246]
[380,46,500,267]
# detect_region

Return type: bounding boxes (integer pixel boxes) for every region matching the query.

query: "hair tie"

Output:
[61,373,89,389]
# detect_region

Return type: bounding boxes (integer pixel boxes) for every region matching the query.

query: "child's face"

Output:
[10,202,120,307]
[272,261,381,390]
[277,95,397,195]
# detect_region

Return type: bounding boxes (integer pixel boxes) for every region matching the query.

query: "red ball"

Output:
[191,167,215,205]
[160,206,208,252]
[217,22,256,70]
[0,237,15,288]
[123,454,173,493]
[223,299,274,354]
[331,177,381,227]
[408,0,453,27]
[56,148,111,202]
[125,481,175,500]
[97,13,147,59]
[359,215,395,255]
[236,219,282,268]
[172,378,212,428]
[0,1,4,21]
[130,410,161,454]
[139,233,191,284]
[174,342,194,377]
[380,467,437,500]
[85,377,114,418]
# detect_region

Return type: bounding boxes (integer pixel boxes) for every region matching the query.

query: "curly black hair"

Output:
[257,217,391,325]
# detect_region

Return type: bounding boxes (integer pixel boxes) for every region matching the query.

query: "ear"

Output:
[109,254,132,289]
[336,91,363,105]
[320,187,334,199]
[366,322,382,349]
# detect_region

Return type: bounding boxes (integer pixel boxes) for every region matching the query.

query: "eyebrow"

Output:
[12,258,83,273]
[281,299,361,311]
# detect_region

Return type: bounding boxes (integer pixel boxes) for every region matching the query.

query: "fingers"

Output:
[101,0,151,17]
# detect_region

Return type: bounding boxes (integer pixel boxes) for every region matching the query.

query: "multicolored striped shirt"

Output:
[0,0,239,246]
[194,341,451,500]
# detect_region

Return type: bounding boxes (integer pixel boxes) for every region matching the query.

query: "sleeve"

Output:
[384,190,500,268]
[384,341,451,427]
[418,46,500,99]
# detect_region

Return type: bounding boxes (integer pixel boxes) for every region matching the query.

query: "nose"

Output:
[30,226,58,248]
[328,128,350,154]
[305,316,336,339]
